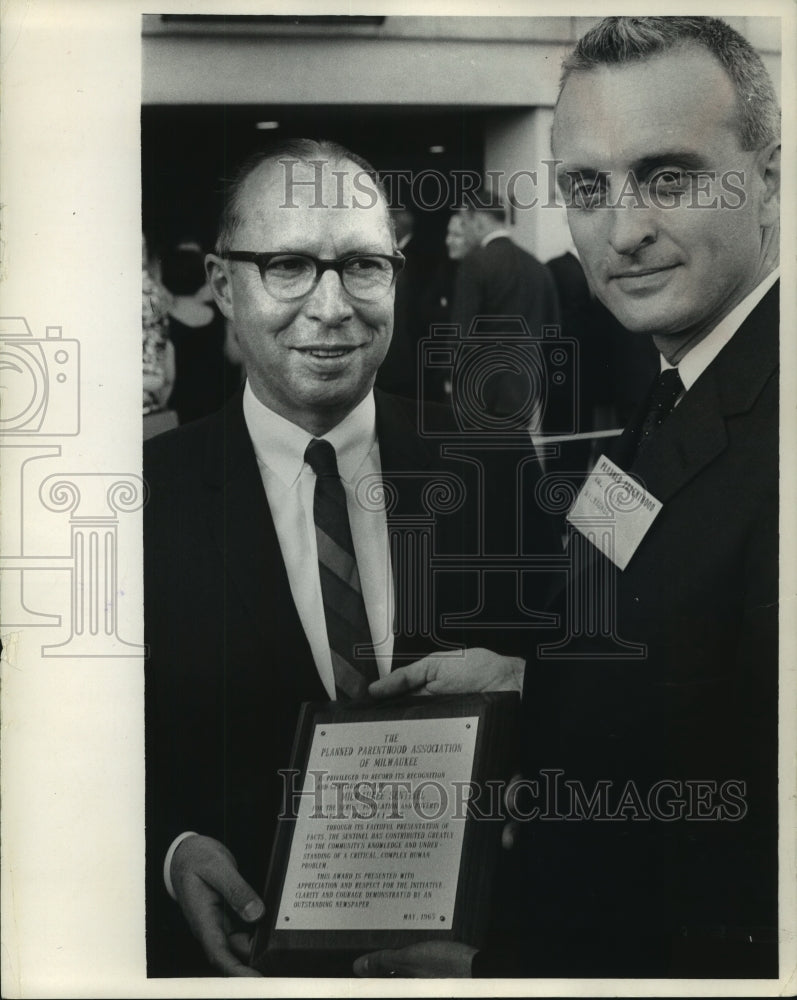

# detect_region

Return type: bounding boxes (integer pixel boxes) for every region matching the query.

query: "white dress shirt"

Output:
[242,381,395,696]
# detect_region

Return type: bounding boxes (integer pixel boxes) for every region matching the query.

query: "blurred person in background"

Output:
[445,211,467,262]
[142,233,177,437]
[422,212,472,401]
[161,244,241,425]
[450,189,561,428]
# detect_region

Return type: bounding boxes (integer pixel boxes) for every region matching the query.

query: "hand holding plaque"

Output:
[251,687,520,975]
[367,647,525,698]
[170,835,265,976]
[353,940,478,977]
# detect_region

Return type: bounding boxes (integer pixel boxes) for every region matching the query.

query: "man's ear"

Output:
[756,141,780,228]
[472,212,488,239]
[205,254,235,320]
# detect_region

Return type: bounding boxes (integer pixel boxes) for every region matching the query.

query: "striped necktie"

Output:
[304,438,378,700]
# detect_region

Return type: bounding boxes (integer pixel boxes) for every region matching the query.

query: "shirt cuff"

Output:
[163,831,198,900]
[509,656,526,696]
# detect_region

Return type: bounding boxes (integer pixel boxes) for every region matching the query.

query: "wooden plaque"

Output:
[251,692,519,975]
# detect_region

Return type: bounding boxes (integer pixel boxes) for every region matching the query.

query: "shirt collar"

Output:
[481,228,512,247]
[661,267,780,387]
[243,381,377,487]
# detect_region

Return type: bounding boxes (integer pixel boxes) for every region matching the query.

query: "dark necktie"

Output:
[304,438,378,700]
[635,367,684,457]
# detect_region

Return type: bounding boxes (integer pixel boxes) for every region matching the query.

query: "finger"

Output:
[172,836,265,924]
[352,949,402,977]
[227,964,263,977]
[228,929,255,962]
[208,931,261,977]
[368,658,437,698]
[181,888,259,976]
[218,953,263,977]
[501,819,519,851]
[201,862,265,924]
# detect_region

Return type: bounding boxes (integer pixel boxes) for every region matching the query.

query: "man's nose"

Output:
[303,269,354,324]
[607,201,657,256]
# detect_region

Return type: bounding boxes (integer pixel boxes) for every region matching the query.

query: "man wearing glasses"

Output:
[144,139,546,976]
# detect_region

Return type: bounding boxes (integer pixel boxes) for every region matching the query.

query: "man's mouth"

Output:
[610,264,680,280]
[296,346,359,359]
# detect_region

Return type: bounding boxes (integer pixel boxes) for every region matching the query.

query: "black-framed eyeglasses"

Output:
[220,251,405,301]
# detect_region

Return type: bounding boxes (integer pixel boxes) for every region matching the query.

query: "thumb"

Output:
[369,655,440,698]
[501,819,520,851]
[217,872,264,923]
[353,949,400,977]
[200,849,265,923]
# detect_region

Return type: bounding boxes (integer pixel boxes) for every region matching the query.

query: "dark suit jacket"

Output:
[476,283,780,978]
[451,236,560,336]
[450,236,561,424]
[144,388,556,975]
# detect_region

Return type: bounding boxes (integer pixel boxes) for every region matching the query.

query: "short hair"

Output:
[214,139,393,253]
[558,16,780,150]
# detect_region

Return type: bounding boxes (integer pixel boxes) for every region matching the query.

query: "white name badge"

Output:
[566,454,662,570]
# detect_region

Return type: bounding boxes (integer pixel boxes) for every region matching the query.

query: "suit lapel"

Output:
[201,392,327,702]
[629,367,728,503]
[374,391,440,663]
[561,283,779,596]
[617,283,778,505]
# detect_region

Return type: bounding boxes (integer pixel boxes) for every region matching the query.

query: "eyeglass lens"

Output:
[263,254,395,300]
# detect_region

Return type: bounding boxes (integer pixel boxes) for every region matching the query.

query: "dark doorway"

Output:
[141,104,488,254]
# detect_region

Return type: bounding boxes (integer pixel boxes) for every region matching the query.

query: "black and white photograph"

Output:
[1,2,795,996]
